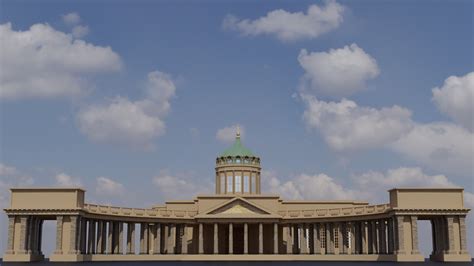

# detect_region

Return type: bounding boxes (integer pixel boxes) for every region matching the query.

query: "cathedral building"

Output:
[3,132,471,262]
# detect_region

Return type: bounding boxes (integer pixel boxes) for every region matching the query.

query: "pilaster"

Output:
[6,216,15,254]
[54,216,63,254]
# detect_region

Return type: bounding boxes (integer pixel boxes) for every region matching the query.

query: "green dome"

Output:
[219,135,255,158]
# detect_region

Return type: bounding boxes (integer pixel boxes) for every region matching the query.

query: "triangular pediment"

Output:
[195,197,280,219]
[209,199,269,215]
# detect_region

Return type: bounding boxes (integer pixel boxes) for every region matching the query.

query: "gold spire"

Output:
[236,125,241,139]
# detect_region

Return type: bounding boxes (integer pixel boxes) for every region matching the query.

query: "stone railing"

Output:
[83,204,198,219]
[83,203,391,220]
[278,204,391,219]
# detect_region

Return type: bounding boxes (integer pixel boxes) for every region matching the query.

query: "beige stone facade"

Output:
[2,134,471,262]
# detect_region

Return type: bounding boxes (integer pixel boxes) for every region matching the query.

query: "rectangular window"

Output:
[220,175,225,193]
[334,227,339,248]
[243,175,249,193]
[250,175,256,193]
[235,175,241,193]
[227,175,233,193]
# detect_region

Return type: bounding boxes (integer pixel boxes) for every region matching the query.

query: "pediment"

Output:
[209,199,269,215]
[195,197,280,219]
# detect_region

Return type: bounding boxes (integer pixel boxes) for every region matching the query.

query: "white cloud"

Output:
[77,71,175,149]
[62,12,81,25]
[298,44,380,97]
[302,94,413,151]
[432,72,474,131]
[152,174,211,200]
[72,25,89,38]
[0,23,122,100]
[223,0,344,42]
[263,167,473,207]
[216,124,245,143]
[96,176,124,196]
[54,173,82,187]
[263,170,356,200]
[391,122,474,176]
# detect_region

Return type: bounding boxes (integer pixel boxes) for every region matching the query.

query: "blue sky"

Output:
[0,0,473,256]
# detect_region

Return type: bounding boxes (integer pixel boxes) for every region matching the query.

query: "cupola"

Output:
[215,127,261,195]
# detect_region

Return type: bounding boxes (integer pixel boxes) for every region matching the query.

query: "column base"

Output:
[392,253,424,262]
[430,252,472,262]
[50,254,85,262]
[3,253,44,262]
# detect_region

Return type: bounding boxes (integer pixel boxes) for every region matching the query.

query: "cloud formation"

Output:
[62,12,81,25]
[216,124,245,143]
[152,173,211,201]
[0,23,121,100]
[263,167,474,207]
[54,173,82,187]
[298,44,380,97]
[72,25,89,38]
[96,176,124,196]
[223,1,344,42]
[432,72,474,131]
[391,122,474,176]
[77,71,176,149]
[302,94,413,151]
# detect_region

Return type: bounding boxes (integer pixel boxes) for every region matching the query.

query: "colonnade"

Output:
[5,214,469,259]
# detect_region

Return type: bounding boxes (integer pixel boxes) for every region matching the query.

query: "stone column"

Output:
[395,216,405,254]
[326,223,334,254]
[182,224,188,254]
[259,223,263,254]
[26,216,34,254]
[38,220,44,255]
[370,220,377,254]
[380,220,387,254]
[198,223,204,254]
[349,222,355,255]
[96,221,102,254]
[244,223,248,254]
[445,216,456,254]
[229,223,233,254]
[56,217,64,255]
[153,223,161,254]
[286,225,292,254]
[169,224,176,254]
[362,221,368,254]
[87,220,94,254]
[100,221,107,254]
[126,223,135,254]
[273,223,278,254]
[117,222,123,254]
[336,223,343,254]
[387,218,394,254]
[107,221,113,254]
[213,223,218,254]
[6,216,15,254]
[142,223,150,254]
[113,222,119,254]
[410,216,419,254]
[300,224,308,254]
[17,216,28,254]
[68,216,79,254]
[313,223,321,254]
[459,216,468,254]
[78,218,85,254]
